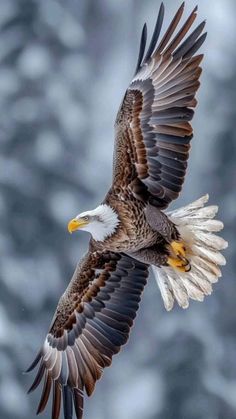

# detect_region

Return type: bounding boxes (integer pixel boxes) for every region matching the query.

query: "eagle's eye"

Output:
[83,216,89,221]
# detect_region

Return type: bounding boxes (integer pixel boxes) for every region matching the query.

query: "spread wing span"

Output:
[113,2,206,208]
[27,252,148,419]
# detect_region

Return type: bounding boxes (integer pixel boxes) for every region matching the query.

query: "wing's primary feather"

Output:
[113,2,206,209]
[143,2,164,65]
[27,252,148,419]
[135,23,148,75]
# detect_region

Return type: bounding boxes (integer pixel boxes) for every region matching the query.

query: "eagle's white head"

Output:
[67,204,120,242]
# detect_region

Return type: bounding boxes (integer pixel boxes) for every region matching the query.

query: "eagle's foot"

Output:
[170,240,186,258]
[167,256,191,272]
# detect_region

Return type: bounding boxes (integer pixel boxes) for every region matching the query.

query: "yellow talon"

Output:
[167,256,191,273]
[170,240,186,258]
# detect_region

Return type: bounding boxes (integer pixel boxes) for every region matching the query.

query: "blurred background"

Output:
[0,0,235,418]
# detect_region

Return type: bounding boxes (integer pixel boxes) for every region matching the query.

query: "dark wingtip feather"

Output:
[36,372,52,415]
[27,362,45,394]
[183,32,207,60]
[134,23,147,75]
[154,1,185,55]
[52,381,62,419]
[73,388,84,419]
[25,350,42,373]
[63,386,73,419]
[173,20,206,59]
[143,2,165,63]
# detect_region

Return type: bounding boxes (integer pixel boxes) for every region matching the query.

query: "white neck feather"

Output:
[78,204,119,242]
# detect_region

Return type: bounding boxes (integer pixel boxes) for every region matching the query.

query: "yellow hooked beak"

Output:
[67,218,88,234]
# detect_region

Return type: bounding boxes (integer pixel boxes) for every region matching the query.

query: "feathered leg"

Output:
[128,243,190,273]
[145,204,190,271]
[128,246,168,266]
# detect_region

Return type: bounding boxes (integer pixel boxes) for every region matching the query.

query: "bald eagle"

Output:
[27,3,227,419]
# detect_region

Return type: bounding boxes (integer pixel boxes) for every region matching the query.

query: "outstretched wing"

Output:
[112,3,206,209]
[27,251,148,419]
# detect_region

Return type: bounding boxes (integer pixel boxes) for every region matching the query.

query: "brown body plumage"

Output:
[27,4,228,419]
[91,195,165,253]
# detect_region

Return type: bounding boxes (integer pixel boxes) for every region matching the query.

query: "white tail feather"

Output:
[154,268,175,311]
[152,195,228,311]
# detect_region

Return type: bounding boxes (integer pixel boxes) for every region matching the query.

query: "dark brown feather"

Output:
[73,388,84,419]
[36,371,52,414]
[51,381,62,419]
[27,252,148,419]
[113,3,206,209]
